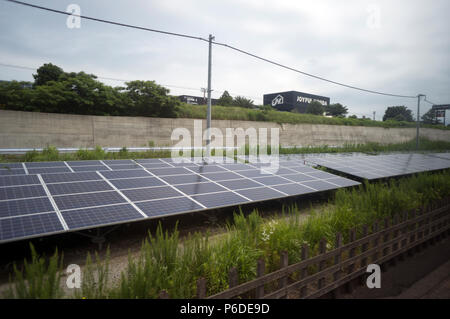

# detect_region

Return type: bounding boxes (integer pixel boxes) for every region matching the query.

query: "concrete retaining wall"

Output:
[0,110,448,148]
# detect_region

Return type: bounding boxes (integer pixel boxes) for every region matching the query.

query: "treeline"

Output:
[0,63,180,117]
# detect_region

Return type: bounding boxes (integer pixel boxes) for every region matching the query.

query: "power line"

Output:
[2,0,425,99]
[212,41,418,99]
[4,0,208,42]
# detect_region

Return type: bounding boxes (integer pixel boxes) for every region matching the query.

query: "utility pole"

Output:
[205,34,214,158]
[373,111,376,121]
[416,94,425,150]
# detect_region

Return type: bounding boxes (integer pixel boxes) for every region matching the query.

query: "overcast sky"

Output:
[0,0,449,121]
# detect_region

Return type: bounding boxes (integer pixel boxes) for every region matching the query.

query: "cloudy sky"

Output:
[0,0,449,121]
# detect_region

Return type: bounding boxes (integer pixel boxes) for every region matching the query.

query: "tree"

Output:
[124,80,179,118]
[305,101,325,115]
[233,96,255,108]
[324,103,348,117]
[33,63,64,86]
[382,106,414,122]
[421,109,440,125]
[0,81,35,111]
[217,90,233,106]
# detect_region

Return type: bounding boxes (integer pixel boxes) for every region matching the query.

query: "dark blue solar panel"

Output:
[140,163,172,169]
[0,175,40,187]
[47,181,113,196]
[147,167,192,176]
[252,176,291,186]
[265,167,297,175]
[220,163,254,171]
[25,162,67,168]
[218,179,262,190]
[0,213,64,242]
[108,164,142,170]
[135,158,165,164]
[200,171,243,181]
[0,163,23,169]
[287,166,318,173]
[0,185,46,200]
[100,169,150,179]
[325,177,361,187]
[122,186,182,202]
[160,174,209,185]
[236,187,285,201]
[109,177,165,190]
[102,160,135,165]
[27,167,72,175]
[42,172,102,184]
[62,204,144,230]
[237,170,277,178]
[305,171,341,179]
[0,197,54,218]
[53,191,126,211]
[174,182,227,195]
[272,183,316,196]
[185,165,226,173]
[192,191,249,208]
[136,197,203,217]
[281,173,318,183]
[66,160,103,166]
[301,180,340,191]
[0,169,26,176]
[71,165,109,172]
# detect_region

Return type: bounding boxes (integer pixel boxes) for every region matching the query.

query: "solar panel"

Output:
[136,197,204,217]
[191,191,249,208]
[0,197,54,218]
[0,185,47,200]
[174,182,228,195]
[0,175,40,187]
[109,177,165,190]
[62,204,144,230]
[53,191,126,211]
[122,186,182,202]
[304,153,450,180]
[0,156,362,243]
[47,181,113,196]
[0,213,64,241]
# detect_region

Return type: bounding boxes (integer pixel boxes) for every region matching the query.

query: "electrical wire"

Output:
[1,0,429,100]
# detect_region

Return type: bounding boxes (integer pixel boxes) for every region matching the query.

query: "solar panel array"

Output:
[303,153,450,180]
[0,157,360,243]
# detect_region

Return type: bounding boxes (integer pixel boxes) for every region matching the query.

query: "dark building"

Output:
[263,91,330,113]
[178,95,218,105]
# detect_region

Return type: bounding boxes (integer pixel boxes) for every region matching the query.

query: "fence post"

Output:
[398,211,409,261]
[408,210,417,257]
[229,267,238,290]
[381,217,390,272]
[299,244,309,298]
[197,277,206,299]
[256,258,265,298]
[332,232,343,298]
[318,238,327,290]
[371,221,380,265]
[344,228,356,294]
[360,225,369,286]
[391,214,400,267]
[278,251,289,299]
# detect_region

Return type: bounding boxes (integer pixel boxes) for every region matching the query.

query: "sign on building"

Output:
[263,91,330,113]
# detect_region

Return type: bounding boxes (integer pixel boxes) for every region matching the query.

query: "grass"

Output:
[3,170,450,299]
[176,103,450,130]
[0,137,449,164]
